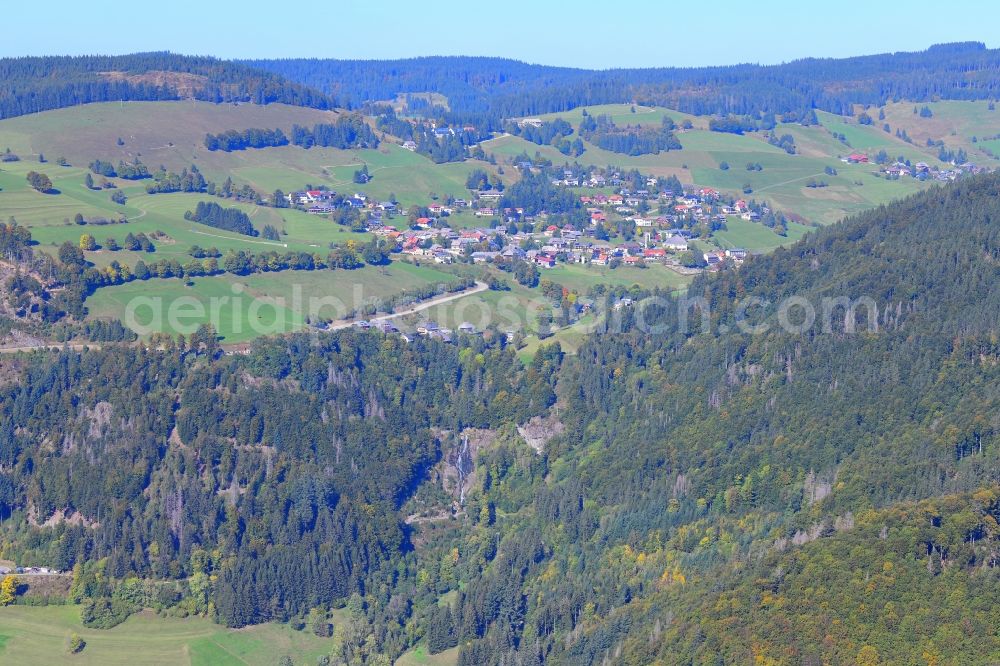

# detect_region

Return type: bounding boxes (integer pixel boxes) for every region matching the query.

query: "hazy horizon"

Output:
[4,0,995,69]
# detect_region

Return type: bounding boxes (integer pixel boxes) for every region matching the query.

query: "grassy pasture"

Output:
[86,262,457,342]
[544,263,689,293]
[0,605,336,666]
[0,101,503,212]
[878,100,1000,165]
[395,644,460,666]
[533,103,705,129]
[0,101,340,174]
[814,110,942,164]
[712,217,812,253]
[397,263,691,359]
[0,159,377,267]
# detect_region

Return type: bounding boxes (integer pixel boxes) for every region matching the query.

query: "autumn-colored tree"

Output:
[79,234,96,251]
[0,575,18,606]
[856,645,880,666]
[26,171,53,192]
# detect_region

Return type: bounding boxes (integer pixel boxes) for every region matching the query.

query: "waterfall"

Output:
[455,433,471,505]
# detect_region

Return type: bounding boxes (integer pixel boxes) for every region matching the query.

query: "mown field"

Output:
[0,605,336,666]
[533,103,705,129]
[396,262,691,357]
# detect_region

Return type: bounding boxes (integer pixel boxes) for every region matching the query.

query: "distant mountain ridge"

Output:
[4,44,998,128]
[248,42,1000,124]
[0,52,335,120]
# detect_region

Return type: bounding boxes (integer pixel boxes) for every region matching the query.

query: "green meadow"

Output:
[533,103,704,129]
[0,101,504,211]
[395,644,460,666]
[544,263,689,293]
[398,263,691,358]
[879,99,1000,166]
[712,216,812,253]
[0,605,335,666]
[86,262,457,342]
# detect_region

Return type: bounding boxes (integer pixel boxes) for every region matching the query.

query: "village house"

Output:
[704,251,725,269]
[643,248,667,260]
[534,254,556,268]
[471,251,499,263]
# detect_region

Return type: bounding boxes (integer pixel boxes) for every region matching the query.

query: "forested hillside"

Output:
[252,42,1000,126]
[439,173,1000,664]
[0,53,334,120]
[3,133,1000,663]
[0,331,558,638]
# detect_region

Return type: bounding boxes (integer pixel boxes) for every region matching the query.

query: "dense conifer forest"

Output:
[0,53,334,120]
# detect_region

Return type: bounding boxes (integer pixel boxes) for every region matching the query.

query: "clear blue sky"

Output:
[6,0,994,69]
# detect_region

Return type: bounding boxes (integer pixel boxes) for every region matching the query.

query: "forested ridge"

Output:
[0,52,334,120]
[250,42,1000,126]
[6,43,999,130]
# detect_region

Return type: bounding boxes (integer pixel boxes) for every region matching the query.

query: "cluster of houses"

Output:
[881,160,984,182]
[579,185,761,230]
[703,247,749,269]
[286,189,402,217]
[282,175,762,272]
[349,317,479,343]
[842,154,986,182]
[287,165,769,273]
[367,217,709,270]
